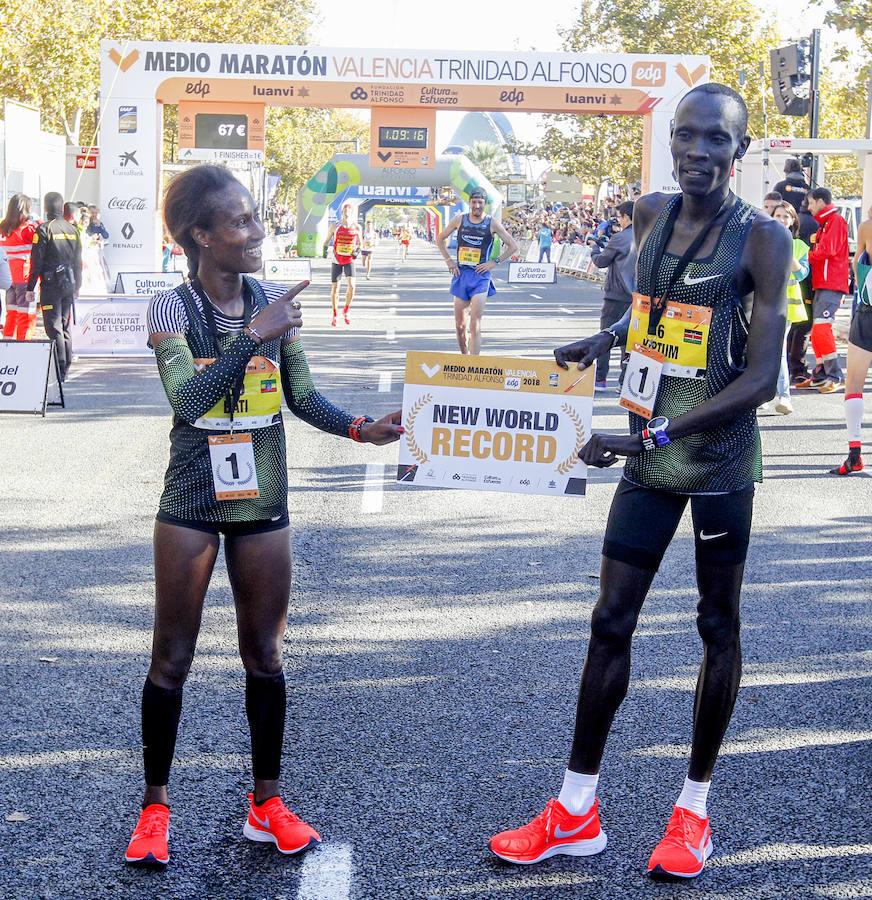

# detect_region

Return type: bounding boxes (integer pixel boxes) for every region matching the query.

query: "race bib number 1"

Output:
[619,344,665,419]
[208,433,260,501]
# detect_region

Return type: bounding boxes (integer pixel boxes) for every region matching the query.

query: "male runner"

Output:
[489,83,791,880]
[830,205,872,474]
[361,220,376,279]
[323,203,360,326]
[436,188,519,355]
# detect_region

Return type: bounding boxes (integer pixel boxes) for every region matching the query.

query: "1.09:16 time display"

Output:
[378,126,428,149]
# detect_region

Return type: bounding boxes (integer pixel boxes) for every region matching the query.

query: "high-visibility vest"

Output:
[0,223,37,283]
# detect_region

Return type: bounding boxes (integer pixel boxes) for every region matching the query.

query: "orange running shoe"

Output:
[124,803,170,866]
[243,793,321,855]
[647,806,712,879]
[489,798,607,864]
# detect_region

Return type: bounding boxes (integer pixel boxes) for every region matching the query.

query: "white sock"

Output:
[845,394,863,447]
[676,777,710,818]
[557,769,599,816]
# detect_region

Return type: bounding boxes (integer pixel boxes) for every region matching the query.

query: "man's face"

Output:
[808,197,824,215]
[763,198,779,216]
[469,194,486,217]
[618,213,632,230]
[670,93,749,197]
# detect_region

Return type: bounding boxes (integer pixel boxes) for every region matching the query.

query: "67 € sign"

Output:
[397,351,593,497]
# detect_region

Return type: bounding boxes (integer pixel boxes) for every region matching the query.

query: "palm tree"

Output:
[464,140,510,182]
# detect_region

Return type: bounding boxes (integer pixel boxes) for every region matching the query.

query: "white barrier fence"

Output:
[514,240,605,283]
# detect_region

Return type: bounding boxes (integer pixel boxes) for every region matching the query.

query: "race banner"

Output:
[508,262,557,284]
[398,351,593,496]
[0,340,63,415]
[112,271,183,295]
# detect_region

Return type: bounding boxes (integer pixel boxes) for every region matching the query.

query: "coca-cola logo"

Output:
[107,196,147,211]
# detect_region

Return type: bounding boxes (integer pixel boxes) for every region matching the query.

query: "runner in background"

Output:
[436,188,519,355]
[361,220,376,280]
[323,203,360,327]
[831,206,872,475]
[399,224,411,262]
[0,193,38,340]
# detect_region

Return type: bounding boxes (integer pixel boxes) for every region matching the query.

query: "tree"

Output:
[463,140,510,182]
[823,0,872,58]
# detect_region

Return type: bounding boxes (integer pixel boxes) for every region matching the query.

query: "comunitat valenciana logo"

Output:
[631,62,666,87]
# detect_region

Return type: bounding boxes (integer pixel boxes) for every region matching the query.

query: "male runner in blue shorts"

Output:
[436,188,518,354]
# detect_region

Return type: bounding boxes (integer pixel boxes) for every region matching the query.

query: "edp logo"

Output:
[632,62,665,86]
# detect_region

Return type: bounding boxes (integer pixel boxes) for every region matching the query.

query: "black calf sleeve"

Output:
[142,676,183,787]
[246,671,286,781]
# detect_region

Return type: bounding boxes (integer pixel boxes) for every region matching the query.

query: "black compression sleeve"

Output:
[280,339,356,436]
[153,333,258,423]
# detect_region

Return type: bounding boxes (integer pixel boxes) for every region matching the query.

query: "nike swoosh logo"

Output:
[164,353,181,364]
[683,274,722,285]
[553,813,596,839]
[700,531,728,541]
[250,811,270,829]
[685,831,710,864]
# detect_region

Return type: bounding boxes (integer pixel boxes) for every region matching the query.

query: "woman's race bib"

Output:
[628,293,713,380]
[192,356,282,430]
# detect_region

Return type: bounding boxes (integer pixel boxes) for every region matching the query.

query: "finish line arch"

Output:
[298,153,499,257]
[99,40,711,272]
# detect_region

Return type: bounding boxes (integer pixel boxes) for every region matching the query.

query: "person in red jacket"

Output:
[0,193,38,340]
[797,187,849,392]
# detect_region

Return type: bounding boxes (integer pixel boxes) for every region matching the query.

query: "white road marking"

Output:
[388,306,397,315]
[378,371,392,393]
[298,843,353,900]
[530,293,543,299]
[361,463,386,514]
[560,307,575,315]
[385,326,396,342]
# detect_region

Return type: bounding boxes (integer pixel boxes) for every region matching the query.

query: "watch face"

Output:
[648,416,668,430]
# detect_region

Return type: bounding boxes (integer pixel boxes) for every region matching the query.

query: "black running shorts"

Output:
[331,262,355,282]
[603,478,755,572]
[849,304,872,353]
[156,510,290,537]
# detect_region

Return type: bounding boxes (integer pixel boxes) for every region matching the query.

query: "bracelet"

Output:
[640,428,657,452]
[244,324,264,345]
[348,415,373,442]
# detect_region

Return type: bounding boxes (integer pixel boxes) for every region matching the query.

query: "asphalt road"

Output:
[0,238,870,900]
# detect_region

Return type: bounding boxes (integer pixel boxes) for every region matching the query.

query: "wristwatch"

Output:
[641,416,671,451]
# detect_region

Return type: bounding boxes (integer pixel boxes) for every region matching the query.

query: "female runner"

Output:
[125,165,401,866]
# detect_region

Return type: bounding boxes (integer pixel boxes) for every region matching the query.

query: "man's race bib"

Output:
[628,293,713,379]
[335,240,355,257]
[208,433,260,501]
[620,343,665,419]
[192,356,282,430]
[458,246,481,266]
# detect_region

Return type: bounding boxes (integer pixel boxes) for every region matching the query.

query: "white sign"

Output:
[508,262,557,284]
[398,351,593,497]
[0,340,59,414]
[113,271,183,295]
[262,259,313,283]
[179,148,264,162]
[71,296,151,356]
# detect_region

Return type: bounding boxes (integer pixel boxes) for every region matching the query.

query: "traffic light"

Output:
[770,41,811,116]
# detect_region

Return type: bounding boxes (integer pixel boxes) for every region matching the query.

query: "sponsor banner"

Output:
[508,262,557,284]
[113,271,183,294]
[398,351,593,497]
[262,258,312,283]
[178,147,265,162]
[71,296,152,356]
[0,340,58,415]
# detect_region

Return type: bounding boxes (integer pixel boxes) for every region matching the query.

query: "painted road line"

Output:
[361,463,386,514]
[378,371,392,393]
[386,325,397,342]
[530,293,543,299]
[560,307,575,315]
[298,843,353,900]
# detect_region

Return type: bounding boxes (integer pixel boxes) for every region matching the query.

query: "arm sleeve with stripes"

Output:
[153,334,259,424]
[280,339,356,437]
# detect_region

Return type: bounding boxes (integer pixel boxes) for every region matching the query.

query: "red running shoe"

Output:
[124,803,170,866]
[243,793,321,855]
[488,798,607,864]
[830,456,864,475]
[647,806,712,879]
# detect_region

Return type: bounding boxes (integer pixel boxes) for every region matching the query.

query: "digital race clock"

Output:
[377,126,429,149]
